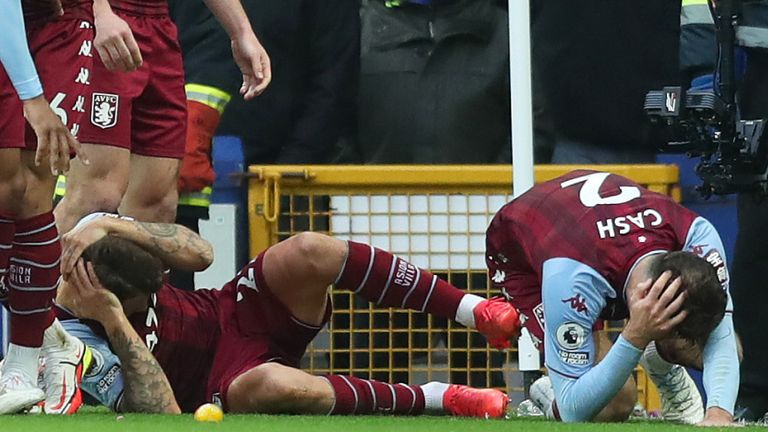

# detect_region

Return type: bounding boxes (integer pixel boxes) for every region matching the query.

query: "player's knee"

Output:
[73,187,124,214]
[599,384,636,422]
[0,167,26,207]
[124,186,178,223]
[291,232,343,275]
[227,365,322,414]
[148,189,179,222]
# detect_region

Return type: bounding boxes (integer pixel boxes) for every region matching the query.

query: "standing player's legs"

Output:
[0,15,94,414]
[54,145,131,233]
[118,155,180,223]
[117,16,186,223]
[0,99,43,414]
[0,66,27,292]
[223,232,514,417]
[53,12,155,233]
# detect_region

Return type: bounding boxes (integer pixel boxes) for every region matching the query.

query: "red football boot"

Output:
[474,297,521,349]
[443,385,509,419]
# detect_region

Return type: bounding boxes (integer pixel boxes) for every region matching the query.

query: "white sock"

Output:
[639,341,674,377]
[420,381,450,412]
[455,294,484,328]
[2,343,41,380]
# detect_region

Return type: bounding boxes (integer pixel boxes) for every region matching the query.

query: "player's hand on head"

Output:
[65,259,124,323]
[94,8,143,72]
[23,95,86,175]
[61,215,112,278]
[231,33,271,100]
[622,271,688,349]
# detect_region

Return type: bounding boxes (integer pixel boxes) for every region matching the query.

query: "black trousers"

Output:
[169,212,201,292]
[732,50,768,417]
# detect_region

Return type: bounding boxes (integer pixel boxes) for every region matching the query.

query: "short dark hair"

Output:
[650,251,727,346]
[82,236,164,300]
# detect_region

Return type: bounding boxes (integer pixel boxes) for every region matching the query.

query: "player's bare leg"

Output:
[592,331,637,422]
[54,144,130,233]
[0,148,43,414]
[11,153,91,414]
[0,149,26,217]
[254,232,510,418]
[118,154,180,223]
[0,148,25,294]
[227,363,336,414]
[262,232,520,344]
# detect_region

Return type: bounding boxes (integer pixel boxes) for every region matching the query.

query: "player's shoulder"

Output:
[542,257,616,299]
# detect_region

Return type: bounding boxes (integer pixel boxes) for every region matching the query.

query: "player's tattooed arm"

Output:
[104,316,181,414]
[125,221,214,271]
[61,216,213,276]
[62,260,180,414]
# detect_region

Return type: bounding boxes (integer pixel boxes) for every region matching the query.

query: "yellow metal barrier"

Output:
[247,164,675,410]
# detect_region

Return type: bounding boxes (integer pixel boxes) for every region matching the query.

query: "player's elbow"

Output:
[556,390,635,423]
[186,239,214,271]
[557,401,593,423]
[196,241,214,271]
[165,402,182,415]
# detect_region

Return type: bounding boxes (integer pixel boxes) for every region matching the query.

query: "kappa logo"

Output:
[211,393,223,408]
[91,93,119,129]
[690,244,708,256]
[533,303,545,330]
[491,269,506,284]
[562,294,588,314]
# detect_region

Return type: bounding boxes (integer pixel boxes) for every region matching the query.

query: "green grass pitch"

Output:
[2,408,764,432]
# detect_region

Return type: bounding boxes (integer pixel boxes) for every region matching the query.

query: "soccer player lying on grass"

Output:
[52,213,519,416]
[485,170,739,426]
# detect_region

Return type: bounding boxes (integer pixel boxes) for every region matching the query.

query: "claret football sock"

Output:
[0,212,15,301]
[335,241,466,320]
[324,375,425,415]
[8,211,60,347]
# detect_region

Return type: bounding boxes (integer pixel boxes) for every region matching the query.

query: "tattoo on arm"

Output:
[109,327,180,414]
[132,222,213,269]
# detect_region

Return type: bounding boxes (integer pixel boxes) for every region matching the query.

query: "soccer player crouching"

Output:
[486,170,739,426]
[53,213,519,416]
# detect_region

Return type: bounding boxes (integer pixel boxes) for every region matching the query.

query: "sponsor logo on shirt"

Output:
[704,249,728,288]
[97,364,121,395]
[556,322,588,350]
[558,350,590,366]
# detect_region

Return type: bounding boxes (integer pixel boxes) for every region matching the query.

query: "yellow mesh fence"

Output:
[247,165,679,409]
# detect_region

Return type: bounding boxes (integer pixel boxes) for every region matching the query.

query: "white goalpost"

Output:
[508,0,541,380]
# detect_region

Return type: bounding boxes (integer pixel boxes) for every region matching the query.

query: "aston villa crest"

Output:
[91,93,119,129]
